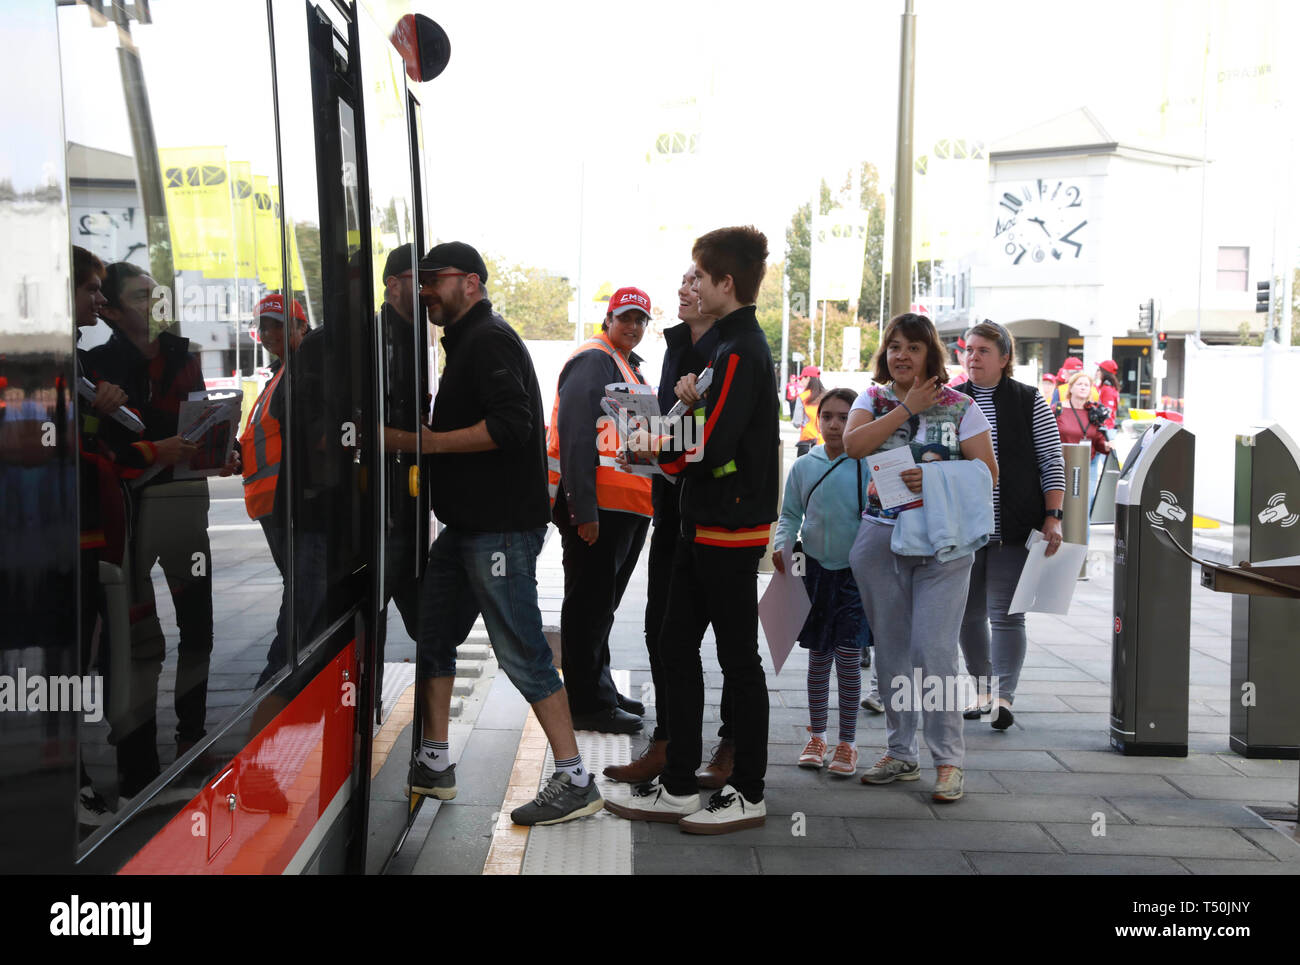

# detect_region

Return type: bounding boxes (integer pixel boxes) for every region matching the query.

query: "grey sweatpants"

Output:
[959,542,1030,704]
[849,520,973,767]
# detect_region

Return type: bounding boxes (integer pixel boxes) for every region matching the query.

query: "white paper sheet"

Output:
[757,545,811,674]
[868,445,921,511]
[1008,530,1088,615]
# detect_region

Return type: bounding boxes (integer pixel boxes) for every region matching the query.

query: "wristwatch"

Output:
[1045,509,1063,520]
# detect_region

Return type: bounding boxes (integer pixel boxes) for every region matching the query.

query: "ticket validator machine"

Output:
[1110,420,1195,756]
[1230,424,1300,759]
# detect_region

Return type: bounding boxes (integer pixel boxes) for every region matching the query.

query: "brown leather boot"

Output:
[695,738,735,790]
[602,739,668,783]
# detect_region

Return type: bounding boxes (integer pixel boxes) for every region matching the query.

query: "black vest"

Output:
[958,376,1045,545]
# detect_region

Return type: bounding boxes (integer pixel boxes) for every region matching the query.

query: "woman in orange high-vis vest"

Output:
[545,287,654,734]
[240,294,308,522]
[793,366,825,457]
[239,294,313,689]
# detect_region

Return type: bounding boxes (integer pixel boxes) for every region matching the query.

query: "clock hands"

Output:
[1059,220,1087,257]
[1028,216,1051,236]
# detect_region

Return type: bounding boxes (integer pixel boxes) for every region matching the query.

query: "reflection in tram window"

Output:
[57,0,297,842]
[86,262,226,801]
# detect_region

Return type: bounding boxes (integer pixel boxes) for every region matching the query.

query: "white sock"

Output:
[419,739,450,772]
[555,754,591,787]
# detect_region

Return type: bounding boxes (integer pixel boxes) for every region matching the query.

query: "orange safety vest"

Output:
[546,333,653,519]
[240,366,285,520]
[797,389,823,444]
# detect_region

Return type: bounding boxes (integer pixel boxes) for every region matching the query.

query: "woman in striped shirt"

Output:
[956,321,1066,730]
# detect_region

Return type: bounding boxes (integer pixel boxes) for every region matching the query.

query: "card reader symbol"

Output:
[1146,491,1186,526]
[1258,493,1299,528]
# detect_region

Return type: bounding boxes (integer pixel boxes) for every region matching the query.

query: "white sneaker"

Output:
[679,784,766,835]
[603,779,699,823]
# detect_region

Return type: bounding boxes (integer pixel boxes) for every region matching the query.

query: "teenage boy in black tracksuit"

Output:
[607,226,778,834]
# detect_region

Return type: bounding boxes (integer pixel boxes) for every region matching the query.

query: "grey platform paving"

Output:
[601,425,1298,876]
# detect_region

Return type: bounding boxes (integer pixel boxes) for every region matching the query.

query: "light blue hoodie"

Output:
[773,445,866,570]
[889,459,993,562]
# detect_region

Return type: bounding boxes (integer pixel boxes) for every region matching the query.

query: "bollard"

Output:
[1109,420,1195,757]
[1230,424,1300,759]
[1062,443,1091,578]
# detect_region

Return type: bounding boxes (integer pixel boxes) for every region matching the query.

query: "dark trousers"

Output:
[659,538,767,802]
[645,517,733,743]
[556,506,649,716]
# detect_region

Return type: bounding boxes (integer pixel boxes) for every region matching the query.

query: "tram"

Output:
[0,0,449,873]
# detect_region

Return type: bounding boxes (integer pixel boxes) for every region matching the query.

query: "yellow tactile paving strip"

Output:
[371,683,416,780]
[482,711,549,875]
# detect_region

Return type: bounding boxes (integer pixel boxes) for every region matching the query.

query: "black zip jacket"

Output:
[656,305,778,543]
[429,298,550,532]
[651,320,720,521]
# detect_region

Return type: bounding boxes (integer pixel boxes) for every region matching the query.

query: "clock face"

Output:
[992,179,1089,265]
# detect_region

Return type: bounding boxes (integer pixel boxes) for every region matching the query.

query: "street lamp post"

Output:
[889,0,916,320]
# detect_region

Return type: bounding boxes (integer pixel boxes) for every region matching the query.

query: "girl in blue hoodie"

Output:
[773,388,874,777]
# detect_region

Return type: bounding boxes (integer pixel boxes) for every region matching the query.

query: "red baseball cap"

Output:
[607,286,652,318]
[255,293,307,325]
[1098,359,1118,375]
[1061,357,1083,370]
[801,365,820,377]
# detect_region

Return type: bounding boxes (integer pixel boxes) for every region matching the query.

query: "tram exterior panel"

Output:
[0,0,439,874]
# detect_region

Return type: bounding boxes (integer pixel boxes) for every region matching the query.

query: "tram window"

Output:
[272,0,373,664]
[57,0,317,843]
[357,12,424,666]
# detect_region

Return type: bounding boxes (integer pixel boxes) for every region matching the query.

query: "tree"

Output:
[784,180,834,313]
[756,258,880,373]
[480,253,575,339]
[778,161,889,371]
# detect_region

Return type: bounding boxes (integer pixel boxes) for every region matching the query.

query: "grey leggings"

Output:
[959,542,1030,704]
[849,521,973,767]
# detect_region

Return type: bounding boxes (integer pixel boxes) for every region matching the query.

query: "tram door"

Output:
[304,3,427,871]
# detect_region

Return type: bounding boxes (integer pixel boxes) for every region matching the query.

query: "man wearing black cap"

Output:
[378,245,432,639]
[408,241,602,826]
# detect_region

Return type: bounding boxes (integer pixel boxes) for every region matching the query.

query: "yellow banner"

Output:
[159,146,235,276]
[253,175,282,290]
[228,161,257,280]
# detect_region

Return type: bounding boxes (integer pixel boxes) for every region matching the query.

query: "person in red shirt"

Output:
[785,371,800,419]
[1094,360,1120,436]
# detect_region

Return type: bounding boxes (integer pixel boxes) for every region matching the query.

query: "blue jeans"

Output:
[417,526,562,705]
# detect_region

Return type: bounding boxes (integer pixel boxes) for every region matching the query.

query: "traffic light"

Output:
[1256,280,1271,314]
[1138,299,1154,332]
[1156,331,1167,352]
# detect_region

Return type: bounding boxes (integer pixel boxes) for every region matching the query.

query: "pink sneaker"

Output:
[827,742,858,777]
[797,734,828,769]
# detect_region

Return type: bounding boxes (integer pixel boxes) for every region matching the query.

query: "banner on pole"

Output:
[159,146,235,276]
[811,208,869,302]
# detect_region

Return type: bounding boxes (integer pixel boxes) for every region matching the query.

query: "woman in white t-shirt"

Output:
[843,313,997,804]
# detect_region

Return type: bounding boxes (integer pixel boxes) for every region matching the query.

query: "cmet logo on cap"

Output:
[608,286,652,316]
